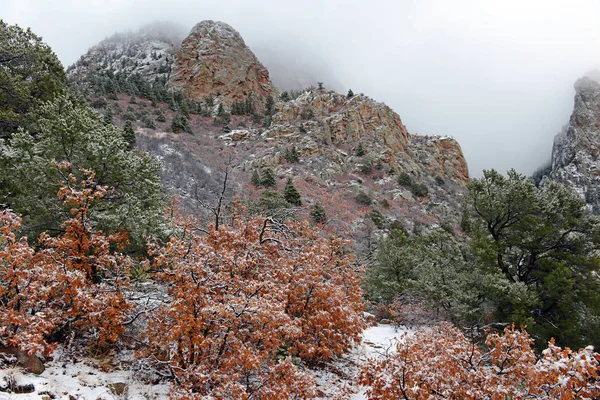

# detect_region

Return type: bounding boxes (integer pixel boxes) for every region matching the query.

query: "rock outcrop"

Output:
[549,75,600,212]
[168,21,277,110]
[264,90,468,185]
[0,346,45,375]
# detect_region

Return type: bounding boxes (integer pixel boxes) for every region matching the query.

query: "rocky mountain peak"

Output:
[189,20,244,45]
[66,22,183,86]
[549,76,600,212]
[167,20,277,110]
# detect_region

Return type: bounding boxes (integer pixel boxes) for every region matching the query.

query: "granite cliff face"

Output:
[262,89,468,186]
[549,76,600,212]
[167,21,277,110]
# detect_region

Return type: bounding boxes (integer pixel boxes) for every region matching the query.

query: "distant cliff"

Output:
[549,74,600,213]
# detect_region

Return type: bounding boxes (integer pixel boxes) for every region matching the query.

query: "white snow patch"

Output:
[0,347,170,400]
[314,324,411,399]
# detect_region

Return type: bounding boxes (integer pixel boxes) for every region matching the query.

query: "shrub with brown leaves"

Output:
[143,215,365,399]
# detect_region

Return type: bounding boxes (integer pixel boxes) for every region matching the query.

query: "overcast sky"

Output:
[4,0,600,176]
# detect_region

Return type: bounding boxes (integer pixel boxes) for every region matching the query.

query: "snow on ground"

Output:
[314,323,411,399]
[0,347,170,400]
[1,324,410,400]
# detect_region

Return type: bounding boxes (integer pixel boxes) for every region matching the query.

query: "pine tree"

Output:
[217,103,225,116]
[264,95,275,116]
[311,203,327,224]
[103,107,113,126]
[180,101,190,118]
[129,93,137,104]
[0,20,66,136]
[356,142,366,156]
[171,113,191,133]
[0,94,163,252]
[123,120,136,150]
[280,91,290,102]
[245,95,254,115]
[284,146,300,163]
[260,167,276,188]
[251,169,261,187]
[347,89,354,98]
[284,177,302,206]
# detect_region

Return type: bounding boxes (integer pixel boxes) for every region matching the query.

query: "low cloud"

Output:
[5,0,600,176]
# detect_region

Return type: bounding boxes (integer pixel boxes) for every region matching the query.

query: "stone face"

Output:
[549,77,600,212]
[168,21,277,109]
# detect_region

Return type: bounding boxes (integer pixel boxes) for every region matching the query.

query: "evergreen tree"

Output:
[347,89,354,98]
[284,146,300,163]
[260,167,277,188]
[0,20,66,137]
[284,177,302,206]
[217,103,225,116]
[171,113,191,133]
[142,114,156,129]
[168,91,177,111]
[398,172,413,187]
[411,183,429,197]
[369,208,384,229]
[129,93,137,104]
[231,101,244,115]
[103,107,113,126]
[280,91,290,102]
[0,93,164,252]
[264,95,275,116]
[258,189,288,213]
[123,120,136,150]
[245,94,254,115]
[356,142,366,156]
[311,203,327,224]
[180,101,190,118]
[251,169,261,187]
[466,169,600,348]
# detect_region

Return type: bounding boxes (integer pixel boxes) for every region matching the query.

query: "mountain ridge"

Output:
[67,19,471,239]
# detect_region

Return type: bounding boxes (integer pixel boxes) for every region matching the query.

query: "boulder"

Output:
[0,346,45,375]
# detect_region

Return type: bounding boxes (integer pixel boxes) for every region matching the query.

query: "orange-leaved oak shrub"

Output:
[143,215,365,399]
[0,170,132,356]
[358,322,600,399]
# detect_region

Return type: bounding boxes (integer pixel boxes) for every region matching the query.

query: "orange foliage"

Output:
[359,322,600,399]
[143,215,365,399]
[0,170,131,356]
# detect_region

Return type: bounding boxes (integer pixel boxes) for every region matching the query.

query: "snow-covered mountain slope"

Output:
[549,74,600,213]
[67,22,184,87]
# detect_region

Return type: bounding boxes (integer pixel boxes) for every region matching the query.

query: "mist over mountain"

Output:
[252,40,345,93]
[6,0,600,177]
